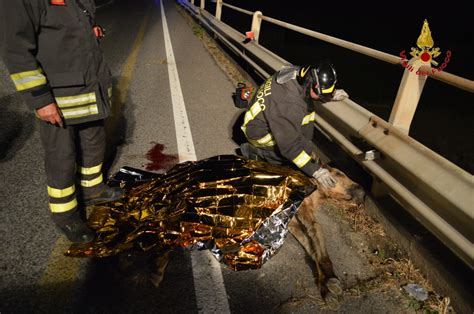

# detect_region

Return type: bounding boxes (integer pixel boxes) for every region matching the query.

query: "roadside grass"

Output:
[326,199,454,314]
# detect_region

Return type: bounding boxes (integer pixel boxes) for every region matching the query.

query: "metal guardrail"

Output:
[177,0,474,268]
[419,65,474,92]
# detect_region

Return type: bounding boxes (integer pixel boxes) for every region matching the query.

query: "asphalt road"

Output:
[0,0,429,313]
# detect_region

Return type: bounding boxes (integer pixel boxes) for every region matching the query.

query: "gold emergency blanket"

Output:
[67,155,316,270]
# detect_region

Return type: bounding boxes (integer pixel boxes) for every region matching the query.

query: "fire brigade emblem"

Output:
[409,19,441,66]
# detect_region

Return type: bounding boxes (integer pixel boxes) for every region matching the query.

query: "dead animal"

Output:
[67,155,365,309]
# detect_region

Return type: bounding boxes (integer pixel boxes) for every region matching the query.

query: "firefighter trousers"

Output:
[240,142,288,165]
[39,119,107,225]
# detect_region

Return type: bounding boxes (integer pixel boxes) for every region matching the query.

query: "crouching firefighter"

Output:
[0,0,122,243]
[240,61,349,189]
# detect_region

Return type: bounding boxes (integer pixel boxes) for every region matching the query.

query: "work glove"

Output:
[312,167,336,189]
[332,89,349,101]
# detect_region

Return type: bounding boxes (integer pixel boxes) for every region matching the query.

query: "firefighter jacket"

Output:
[0,0,112,125]
[241,71,321,177]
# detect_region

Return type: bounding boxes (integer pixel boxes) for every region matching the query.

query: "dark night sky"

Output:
[220,0,473,78]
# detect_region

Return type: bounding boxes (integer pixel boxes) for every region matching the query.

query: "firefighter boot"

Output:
[83,185,124,206]
[52,211,95,243]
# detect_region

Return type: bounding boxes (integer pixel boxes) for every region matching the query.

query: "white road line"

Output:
[159,1,231,313]
[159,0,195,163]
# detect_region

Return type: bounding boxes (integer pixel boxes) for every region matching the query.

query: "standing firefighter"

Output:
[0,0,122,243]
[240,61,349,189]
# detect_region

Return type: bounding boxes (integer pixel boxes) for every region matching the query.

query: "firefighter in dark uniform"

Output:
[1,0,122,243]
[240,61,349,189]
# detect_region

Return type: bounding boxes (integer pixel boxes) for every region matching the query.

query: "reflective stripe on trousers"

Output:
[78,163,104,188]
[47,184,78,213]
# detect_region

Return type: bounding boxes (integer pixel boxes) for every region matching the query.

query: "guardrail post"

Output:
[215,0,222,20]
[200,0,205,10]
[389,58,429,134]
[251,11,262,43]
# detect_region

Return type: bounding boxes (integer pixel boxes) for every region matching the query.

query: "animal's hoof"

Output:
[324,292,341,311]
[150,272,165,288]
[151,251,170,288]
[326,277,343,296]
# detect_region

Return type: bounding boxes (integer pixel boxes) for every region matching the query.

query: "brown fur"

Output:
[289,166,365,309]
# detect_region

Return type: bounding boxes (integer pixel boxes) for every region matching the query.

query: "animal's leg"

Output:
[150,250,171,288]
[288,219,324,288]
[295,213,341,289]
[290,216,342,310]
[305,217,337,281]
[295,193,343,307]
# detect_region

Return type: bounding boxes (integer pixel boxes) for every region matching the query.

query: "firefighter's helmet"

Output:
[298,61,337,101]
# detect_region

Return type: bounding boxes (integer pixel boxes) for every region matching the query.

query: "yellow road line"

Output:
[105,9,150,153]
[39,10,150,292]
[116,13,150,105]
[38,237,83,286]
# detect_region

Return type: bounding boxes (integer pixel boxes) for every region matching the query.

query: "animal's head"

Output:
[317,166,365,207]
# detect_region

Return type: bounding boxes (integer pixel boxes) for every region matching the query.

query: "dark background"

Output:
[199,0,474,173]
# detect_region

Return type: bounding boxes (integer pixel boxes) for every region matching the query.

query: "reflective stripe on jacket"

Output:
[241,73,320,176]
[0,0,112,125]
